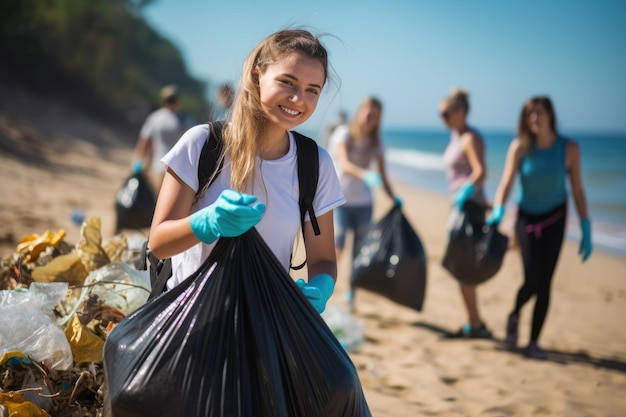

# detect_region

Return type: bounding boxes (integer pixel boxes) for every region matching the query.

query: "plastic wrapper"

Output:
[103,228,371,417]
[114,172,156,231]
[321,305,364,352]
[352,205,427,311]
[441,202,509,285]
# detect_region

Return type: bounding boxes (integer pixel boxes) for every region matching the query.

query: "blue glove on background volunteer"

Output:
[296,273,335,314]
[363,171,382,188]
[131,159,143,175]
[454,182,475,211]
[486,204,504,226]
[190,189,265,244]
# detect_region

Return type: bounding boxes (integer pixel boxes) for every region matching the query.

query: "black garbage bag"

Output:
[351,205,427,311]
[103,228,371,417]
[114,172,156,231]
[441,201,509,285]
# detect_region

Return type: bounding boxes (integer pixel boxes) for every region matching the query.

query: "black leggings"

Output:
[513,203,566,342]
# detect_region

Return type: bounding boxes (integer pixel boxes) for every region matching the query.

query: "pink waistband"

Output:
[524,209,566,239]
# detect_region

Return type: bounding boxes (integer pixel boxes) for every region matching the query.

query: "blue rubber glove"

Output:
[394,196,403,207]
[189,189,266,244]
[454,182,475,211]
[295,273,335,314]
[486,204,504,226]
[363,171,382,188]
[579,218,592,262]
[131,159,143,174]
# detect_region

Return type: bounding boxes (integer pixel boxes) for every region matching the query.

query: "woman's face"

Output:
[357,103,381,132]
[439,101,463,130]
[257,51,326,132]
[526,102,552,135]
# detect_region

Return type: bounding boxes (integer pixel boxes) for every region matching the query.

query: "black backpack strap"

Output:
[197,121,226,197]
[294,132,320,235]
[290,132,320,271]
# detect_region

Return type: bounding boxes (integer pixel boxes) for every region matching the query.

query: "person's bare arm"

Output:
[376,152,396,199]
[566,140,588,220]
[148,167,200,259]
[303,211,338,282]
[461,131,486,187]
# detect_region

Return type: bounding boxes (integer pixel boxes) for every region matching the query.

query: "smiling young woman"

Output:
[148,29,346,315]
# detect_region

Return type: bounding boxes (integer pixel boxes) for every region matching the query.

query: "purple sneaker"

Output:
[525,342,548,360]
[505,313,519,348]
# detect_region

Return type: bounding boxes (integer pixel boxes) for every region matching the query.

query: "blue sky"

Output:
[143,0,626,134]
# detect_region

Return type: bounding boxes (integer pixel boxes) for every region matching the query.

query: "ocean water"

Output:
[376,128,626,258]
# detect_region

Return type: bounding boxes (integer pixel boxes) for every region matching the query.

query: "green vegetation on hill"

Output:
[0,0,210,128]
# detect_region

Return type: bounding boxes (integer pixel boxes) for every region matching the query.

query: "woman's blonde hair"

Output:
[219,29,329,192]
[443,87,470,114]
[347,96,383,150]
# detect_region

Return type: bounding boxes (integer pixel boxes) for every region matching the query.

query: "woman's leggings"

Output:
[513,203,567,342]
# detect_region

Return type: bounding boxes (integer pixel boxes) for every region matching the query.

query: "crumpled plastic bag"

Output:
[56,262,151,329]
[0,283,73,370]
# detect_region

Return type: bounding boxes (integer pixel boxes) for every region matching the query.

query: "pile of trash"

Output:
[0,217,365,417]
[0,217,150,417]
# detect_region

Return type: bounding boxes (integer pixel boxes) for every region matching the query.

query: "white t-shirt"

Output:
[161,124,346,288]
[140,108,191,173]
[328,125,383,207]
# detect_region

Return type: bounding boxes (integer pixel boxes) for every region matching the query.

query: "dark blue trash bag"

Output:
[103,228,371,417]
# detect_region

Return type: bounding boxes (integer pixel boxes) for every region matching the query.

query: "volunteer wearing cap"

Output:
[132,84,194,193]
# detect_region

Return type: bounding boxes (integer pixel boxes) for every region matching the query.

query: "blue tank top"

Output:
[518,136,568,214]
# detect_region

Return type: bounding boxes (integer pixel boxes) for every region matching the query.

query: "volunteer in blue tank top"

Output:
[329,97,400,312]
[148,29,346,315]
[487,96,593,360]
[440,88,492,339]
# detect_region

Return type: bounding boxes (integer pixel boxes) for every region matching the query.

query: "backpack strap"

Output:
[290,131,320,270]
[197,121,226,198]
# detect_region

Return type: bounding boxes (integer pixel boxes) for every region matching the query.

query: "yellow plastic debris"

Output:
[16,230,66,263]
[64,315,105,363]
[77,217,110,272]
[0,392,51,417]
[31,252,88,287]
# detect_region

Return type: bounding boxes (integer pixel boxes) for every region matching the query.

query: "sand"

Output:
[1,85,625,417]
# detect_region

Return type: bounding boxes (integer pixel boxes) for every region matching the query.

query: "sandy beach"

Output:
[2,86,626,417]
